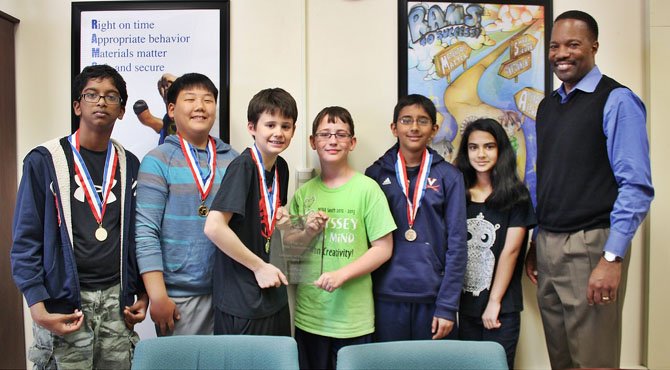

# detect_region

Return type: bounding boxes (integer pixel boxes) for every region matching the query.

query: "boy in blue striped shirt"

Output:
[135,73,238,336]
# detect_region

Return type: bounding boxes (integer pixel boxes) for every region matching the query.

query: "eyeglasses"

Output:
[80,93,123,105]
[314,131,353,141]
[398,116,432,126]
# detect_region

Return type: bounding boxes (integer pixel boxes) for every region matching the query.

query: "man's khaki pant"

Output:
[536,228,630,369]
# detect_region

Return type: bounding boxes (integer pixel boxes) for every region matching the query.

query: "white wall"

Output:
[305,0,397,173]
[647,0,670,368]
[1,0,657,368]
[229,0,307,181]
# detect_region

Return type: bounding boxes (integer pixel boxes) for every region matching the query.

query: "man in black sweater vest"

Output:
[525,10,653,369]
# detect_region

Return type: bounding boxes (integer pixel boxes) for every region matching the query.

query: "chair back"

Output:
[131,335,299,370]
[336,340,508,370]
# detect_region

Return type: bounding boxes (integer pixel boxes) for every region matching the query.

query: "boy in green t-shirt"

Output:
[289,106,396,369]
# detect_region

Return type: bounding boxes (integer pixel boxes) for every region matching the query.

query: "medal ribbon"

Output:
[68,130,118,226]
[179,134,217,203]
[250,144,280,241]
[395,148,432,229]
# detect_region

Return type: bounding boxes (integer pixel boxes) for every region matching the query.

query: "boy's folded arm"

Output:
[204,210,265,270]
[29,301,84,335]
[11,156,51,307]
[141,271,169,302]
[434,171,468,320]
[204,210,287,288]
[142,271,180,334]
[327,232,394,286]
[280,229,316,256]
[123,293,149,328]
[135,156,171,274]
[12,226,50,306]
[281,211,328,248]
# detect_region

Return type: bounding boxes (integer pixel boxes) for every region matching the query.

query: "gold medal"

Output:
[198,204,209,217]
[265,238,271,254]
[404,228,417,242]
[95,225,108,242]
[69,131,117,245]
[179,134,217,220]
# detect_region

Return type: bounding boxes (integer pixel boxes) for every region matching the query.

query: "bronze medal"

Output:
[95,226,108,242]
[198,204,209,217]
[404,228,417,242]
[396,149,431,245]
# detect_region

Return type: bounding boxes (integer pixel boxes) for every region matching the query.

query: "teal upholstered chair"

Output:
[336,340,508,370]
[131,335,299,370]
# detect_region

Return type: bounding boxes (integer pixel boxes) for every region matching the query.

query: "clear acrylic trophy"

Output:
[270,214,324,284]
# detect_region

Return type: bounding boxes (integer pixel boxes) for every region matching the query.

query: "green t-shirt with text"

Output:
[290,172,396,338]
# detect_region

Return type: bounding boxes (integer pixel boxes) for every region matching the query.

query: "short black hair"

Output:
[247,88,298,127]
[311,106,354,136]
[166,73,218,105]
[393,94,437,124]
[72,65,128,108]
[555,10,599,41]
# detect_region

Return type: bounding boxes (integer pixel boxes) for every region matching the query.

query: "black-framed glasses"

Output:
[80,93,123,105]
[314,131,353,141]
[398,116,432,126]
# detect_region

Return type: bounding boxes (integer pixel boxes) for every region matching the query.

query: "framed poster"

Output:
[72,1,229,159]
[399,1,552,201]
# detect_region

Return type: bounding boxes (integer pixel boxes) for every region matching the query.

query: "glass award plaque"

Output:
[270,215,324,284]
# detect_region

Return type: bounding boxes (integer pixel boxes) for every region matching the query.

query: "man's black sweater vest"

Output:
[536,75,624,232]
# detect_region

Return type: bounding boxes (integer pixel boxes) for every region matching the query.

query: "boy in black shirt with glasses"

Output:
[11,64,146,369]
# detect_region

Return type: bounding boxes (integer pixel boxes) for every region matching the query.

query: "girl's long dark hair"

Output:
[454,118,530,210]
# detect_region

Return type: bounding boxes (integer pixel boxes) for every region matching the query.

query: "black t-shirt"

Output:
[63,139,121,291]
[210,148,289,319]
[459,196,536,317]
[406,165,418,195]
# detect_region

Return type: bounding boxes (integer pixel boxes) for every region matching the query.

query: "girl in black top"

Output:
[454,118,536,369]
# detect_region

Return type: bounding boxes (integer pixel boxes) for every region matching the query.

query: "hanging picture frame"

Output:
[398,1,552,201]
[72,1,229,158]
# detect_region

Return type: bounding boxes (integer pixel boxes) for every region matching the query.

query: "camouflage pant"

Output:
[29,284,140,370]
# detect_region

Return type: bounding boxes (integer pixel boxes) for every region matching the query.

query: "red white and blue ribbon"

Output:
[395,149,432,229]
[249,144,280,242]
[68,130,118,226]
[179,134,217,203]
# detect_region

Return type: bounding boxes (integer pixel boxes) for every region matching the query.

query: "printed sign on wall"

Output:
[72,1,229,159]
